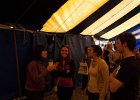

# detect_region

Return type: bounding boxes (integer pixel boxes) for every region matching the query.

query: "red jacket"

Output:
[25,60,46,91]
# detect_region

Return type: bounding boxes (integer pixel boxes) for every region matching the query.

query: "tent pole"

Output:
[13,29,22,98]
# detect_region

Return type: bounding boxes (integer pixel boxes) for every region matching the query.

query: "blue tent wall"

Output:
[0,29,33,99]
[0,29,94,99]
[128,24,140,49]
[66,34,94,86]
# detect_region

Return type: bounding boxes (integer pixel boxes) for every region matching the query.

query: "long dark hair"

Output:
[25,45,46,62]
[33,45,46,61]
[58,45,71,64]
[26,45,46,66]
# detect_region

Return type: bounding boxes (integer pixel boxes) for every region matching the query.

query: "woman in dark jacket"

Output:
[53,45,76,100]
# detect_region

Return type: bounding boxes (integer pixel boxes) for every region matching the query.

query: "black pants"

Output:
[82,75,88,89]
[26,90,44,100]
[57,86,73,100]
[86,90,99,100]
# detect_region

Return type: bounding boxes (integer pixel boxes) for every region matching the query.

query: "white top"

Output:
[88,62,99,93]
[87,58,109,100]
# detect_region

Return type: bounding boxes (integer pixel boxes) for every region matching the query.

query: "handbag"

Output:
[78,61,88,75]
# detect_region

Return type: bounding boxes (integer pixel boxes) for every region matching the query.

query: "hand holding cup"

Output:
[47,62,59,71]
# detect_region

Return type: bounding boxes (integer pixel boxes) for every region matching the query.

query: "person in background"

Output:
[103,43,113,73]
[110,33,140,100]
[86,45,109,100]
[108,45,122,73]
[53,45,76,100]
[103,43,113,65]
[82,46,92,90]
[25,45,57,100]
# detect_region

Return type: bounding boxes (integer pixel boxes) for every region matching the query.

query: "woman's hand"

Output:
[47,62,59,71]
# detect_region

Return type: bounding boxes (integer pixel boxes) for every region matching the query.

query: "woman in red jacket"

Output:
[25,45,57,100]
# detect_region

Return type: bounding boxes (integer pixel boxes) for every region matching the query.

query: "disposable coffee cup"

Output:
[48,61,53,65]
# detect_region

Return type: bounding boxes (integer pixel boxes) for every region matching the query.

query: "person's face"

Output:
[87,47,94,58]
[41,50,47,59]
[115,39,123,53]
[61,47,69,58]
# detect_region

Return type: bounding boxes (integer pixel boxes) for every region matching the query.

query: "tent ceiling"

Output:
[0,0,67,30]
[0,0,140,39]
[41,0,109,32]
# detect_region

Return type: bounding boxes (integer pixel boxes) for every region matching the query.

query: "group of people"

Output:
[25,32,140,100]
[25,45,75,100]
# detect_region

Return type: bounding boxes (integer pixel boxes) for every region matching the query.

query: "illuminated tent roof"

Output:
[0,0,140,40]
[41,0,109,32]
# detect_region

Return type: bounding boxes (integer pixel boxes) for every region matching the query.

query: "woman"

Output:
[86,45,109,100]
[103,43,113,73]
[25,45,57,100]
[82,46,92,90]
[53,45,75,100]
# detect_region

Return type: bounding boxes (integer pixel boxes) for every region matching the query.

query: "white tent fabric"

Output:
[80,0,140,37]
[41,0,108,32]
[101,13,140,39]
[136,34,140,39]
[41,0,139,40]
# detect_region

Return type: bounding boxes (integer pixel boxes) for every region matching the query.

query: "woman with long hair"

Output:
[53,45,76,100]
[25,45,57,100]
